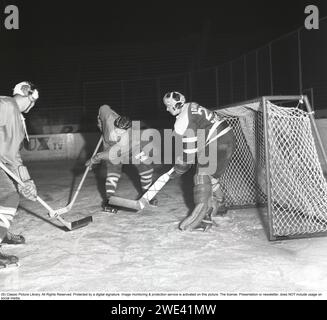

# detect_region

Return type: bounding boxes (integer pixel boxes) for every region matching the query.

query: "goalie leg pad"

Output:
[179,203,213,231]
[179,174,214,231]
[193,174,212,204]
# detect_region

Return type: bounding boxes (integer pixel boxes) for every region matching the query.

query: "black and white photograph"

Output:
[1,0,327,305]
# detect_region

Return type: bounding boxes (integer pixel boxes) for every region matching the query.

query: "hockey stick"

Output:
[0,162,92,231]
[109,167,175,211]
[53,136,103,216]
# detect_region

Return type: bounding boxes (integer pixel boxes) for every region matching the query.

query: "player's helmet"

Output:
[114,116,132,130]
[163,91,185,111]
[13,81,39,101]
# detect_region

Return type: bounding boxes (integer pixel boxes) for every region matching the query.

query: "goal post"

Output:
[215,95,327,241]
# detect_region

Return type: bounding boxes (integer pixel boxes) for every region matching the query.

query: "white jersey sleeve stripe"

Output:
[206,126,232,146]
[206,120,224,143]
[184,148,198,154]
[182,136,198,143]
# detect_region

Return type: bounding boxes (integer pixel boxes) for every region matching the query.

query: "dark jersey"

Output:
[97,126,158,166]
[174,102,232,163]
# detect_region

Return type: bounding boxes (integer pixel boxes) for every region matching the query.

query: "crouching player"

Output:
[86,105,158,213]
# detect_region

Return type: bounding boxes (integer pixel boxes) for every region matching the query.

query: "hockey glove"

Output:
[13,165,37,201]
[170,162,192,180]
[18,180,37,201]
[169,170,183,180]
[85,154,101,168]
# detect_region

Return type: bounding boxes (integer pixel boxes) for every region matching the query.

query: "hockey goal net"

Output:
[216,96,327,240]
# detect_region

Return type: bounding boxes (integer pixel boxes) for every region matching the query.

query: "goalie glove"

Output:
[14,165,37,201]
[170,157,192,180]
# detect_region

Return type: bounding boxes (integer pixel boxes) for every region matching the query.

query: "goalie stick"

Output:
[108,120,231,212]
[0,162,92,231]
[109,167,175,211]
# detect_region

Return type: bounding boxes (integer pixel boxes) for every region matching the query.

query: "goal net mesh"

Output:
[215,98,327,239]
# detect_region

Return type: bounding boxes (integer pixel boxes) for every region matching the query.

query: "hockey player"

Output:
[0,81,39,268]
[86,105,158,213]
[163,91,236,231]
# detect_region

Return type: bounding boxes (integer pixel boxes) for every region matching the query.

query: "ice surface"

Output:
[1,160,327,294]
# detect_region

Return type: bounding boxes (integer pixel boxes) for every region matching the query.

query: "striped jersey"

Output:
[174,102,232,163]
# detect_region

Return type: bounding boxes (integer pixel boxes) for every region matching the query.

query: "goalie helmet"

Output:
[114,115,132,130]
[163,91,185,111]
[13,81,39,101]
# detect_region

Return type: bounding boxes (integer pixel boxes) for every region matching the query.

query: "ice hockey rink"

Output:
[1,159,327,296]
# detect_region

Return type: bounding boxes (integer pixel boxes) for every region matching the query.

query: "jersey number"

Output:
[192,106,214,122]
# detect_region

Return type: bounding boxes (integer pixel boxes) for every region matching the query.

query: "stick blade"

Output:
[69,216,93,231]
[57,215,93,231]
[109,196,141,210]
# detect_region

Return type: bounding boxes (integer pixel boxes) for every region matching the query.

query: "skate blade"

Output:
[190,223,214,232]
[0,262,20,270]
[1,243,25,247]
[99,209,119,215]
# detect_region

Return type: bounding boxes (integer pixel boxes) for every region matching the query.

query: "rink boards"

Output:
[20,132,100,161]
[20,119,327,172]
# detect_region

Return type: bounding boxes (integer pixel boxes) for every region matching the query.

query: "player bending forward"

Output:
[0,81,39,268]
[163,92,236,231]
[86,105,158,213]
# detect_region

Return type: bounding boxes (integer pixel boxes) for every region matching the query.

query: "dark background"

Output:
[1,0,320,46]
[0,0,326,132]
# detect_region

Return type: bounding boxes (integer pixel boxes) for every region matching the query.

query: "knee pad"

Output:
[180,174,215,231]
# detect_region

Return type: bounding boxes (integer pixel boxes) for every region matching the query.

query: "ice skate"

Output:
[2,232,25,245]
[102,200,119,214]
[0,251,20,269]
